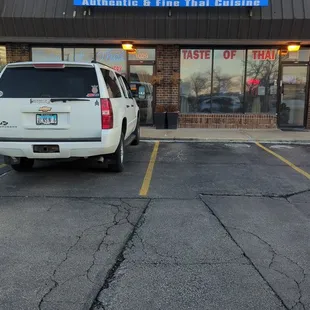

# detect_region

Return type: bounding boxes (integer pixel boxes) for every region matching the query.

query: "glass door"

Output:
[129,65,154,125]
[279,65,308,127]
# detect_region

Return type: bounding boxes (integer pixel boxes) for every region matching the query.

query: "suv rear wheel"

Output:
[109,133,125,172]
[11,158,34,172]
[131,118,140,146]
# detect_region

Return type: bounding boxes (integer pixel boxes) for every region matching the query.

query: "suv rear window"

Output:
[0,66,99,98]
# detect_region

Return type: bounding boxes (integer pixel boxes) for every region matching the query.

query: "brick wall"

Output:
[155,45,180,106]
[179,114,278,129]
[6,43,31,63]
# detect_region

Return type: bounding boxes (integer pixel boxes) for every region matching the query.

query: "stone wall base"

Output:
[179,114,278,129]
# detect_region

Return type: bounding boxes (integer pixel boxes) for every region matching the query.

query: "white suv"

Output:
[0,61,140,172]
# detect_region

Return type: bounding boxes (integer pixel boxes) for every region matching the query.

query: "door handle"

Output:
[126,105,130,108]
[131,105,134,107]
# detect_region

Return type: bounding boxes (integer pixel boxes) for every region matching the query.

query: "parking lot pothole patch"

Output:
[270,145,294,150]
[224,143,251,148]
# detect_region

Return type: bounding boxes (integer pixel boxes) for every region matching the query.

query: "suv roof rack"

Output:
[91,60,115,71]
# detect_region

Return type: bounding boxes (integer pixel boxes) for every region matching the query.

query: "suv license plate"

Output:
[36,114,58,125]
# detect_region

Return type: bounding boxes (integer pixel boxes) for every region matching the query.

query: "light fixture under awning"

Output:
[287,43,300,52]
[122,42,133,51]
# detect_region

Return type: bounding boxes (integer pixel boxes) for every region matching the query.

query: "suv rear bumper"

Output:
[0,132,120,159]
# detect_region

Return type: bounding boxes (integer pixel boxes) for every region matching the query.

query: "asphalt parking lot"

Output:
[0,142,310,310]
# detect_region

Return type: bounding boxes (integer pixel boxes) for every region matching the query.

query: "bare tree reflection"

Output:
[246,58,279,113]
[190,73,209,96]
[212,68,242,95]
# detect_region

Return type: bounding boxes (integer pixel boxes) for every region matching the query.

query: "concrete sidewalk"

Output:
[141,127,310,144]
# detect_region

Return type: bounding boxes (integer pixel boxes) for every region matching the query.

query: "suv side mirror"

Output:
[138,86,146,99]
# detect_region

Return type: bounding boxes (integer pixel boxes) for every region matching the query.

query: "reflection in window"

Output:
[212,50,245,113]
[101,69,122,98]
[180,49,212,113]
[0,46,6,72]
[96,49,126,74]
[282,49,310,62]
[32,48,62,61]
[245,49,279,114]
[63,48,94,62]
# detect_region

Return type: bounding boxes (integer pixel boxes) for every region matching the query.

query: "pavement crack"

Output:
[227,226,307,310]
[199,195,289,310]
[284,189,310,200]
[86,204,124,284]
[120,199,136,226]
[38,279,58,310]
[90,199,152,310]
[128,259,250,267]
[38,220,112,309]
[200,189,310,200]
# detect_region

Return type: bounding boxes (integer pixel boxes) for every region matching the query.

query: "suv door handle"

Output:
[131,105,134,107]
[126,105,130,108]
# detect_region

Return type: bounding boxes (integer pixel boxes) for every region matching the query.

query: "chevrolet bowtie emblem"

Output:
[39,106,52,112]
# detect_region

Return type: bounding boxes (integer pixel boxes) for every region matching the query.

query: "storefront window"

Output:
[128,48,156,61]
[180,49,212,113]
[63,48,94,62]
[0,46,6,72]
[32,48,62,61]
[282,49,310,62]
[96,48,126,74]
[245,49,279,114]
[212,50,246,113]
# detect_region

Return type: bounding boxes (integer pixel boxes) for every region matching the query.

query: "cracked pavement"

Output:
[1,143,310,309]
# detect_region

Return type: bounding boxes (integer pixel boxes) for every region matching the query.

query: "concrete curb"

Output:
[141,138,310,145]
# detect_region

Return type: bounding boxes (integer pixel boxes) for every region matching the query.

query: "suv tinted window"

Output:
[0,66,99,98]
[121,77,133,99]
[117,74,128,98]
[101,69,122,98]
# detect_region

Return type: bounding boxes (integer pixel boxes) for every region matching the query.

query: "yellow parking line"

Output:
[139,141,160,196]
[256,142,310,180]
[0,164,6,169]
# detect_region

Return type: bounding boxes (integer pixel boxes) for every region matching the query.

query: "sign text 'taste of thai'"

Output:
[74,0,268,8]
[182,49,276,60]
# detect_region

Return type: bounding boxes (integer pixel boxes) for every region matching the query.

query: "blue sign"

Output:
[74,0,268,8]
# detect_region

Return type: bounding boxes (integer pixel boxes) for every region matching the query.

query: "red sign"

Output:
[247,78,260,85]
[182,49,277,61]
[223,50,237,59]
[251,50,276,60]
[182,49,239,60]
[182,50,211,60]
[113,65,122,72]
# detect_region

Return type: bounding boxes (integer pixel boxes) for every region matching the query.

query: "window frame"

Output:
[121,76,134,99]
[116,73,129,98]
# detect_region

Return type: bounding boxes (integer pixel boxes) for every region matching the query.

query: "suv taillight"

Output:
[101,99,113,129]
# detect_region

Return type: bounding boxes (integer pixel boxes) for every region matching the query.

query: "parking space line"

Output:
[256,142,310,180]
[0,164,6,169]
[139,141,160,197]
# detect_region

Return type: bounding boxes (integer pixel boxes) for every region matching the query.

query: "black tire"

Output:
[131,118,140,146]
[11,158,34,172]
[109,133,125,172]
